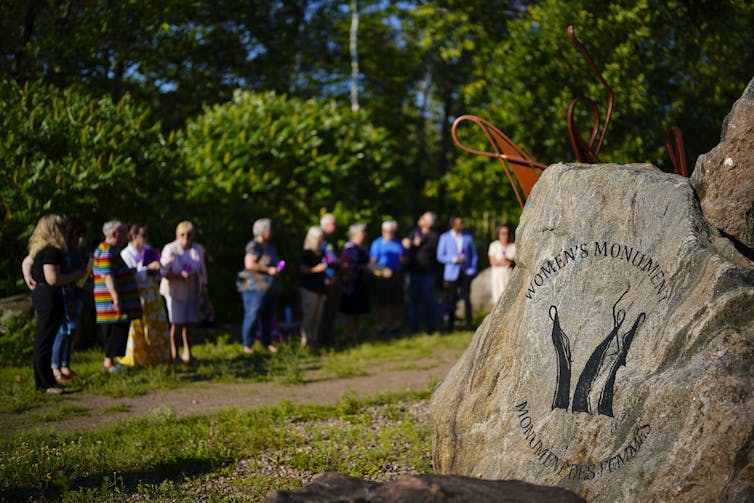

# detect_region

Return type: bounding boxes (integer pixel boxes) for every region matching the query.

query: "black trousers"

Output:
[318,281,340,345]
[99,322,131,359]
[33,302,64,390]
[444,271,473,330]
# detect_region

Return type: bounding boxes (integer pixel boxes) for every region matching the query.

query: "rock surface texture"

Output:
[692,76,754,257]
[264,472,585,502]
[429,163,754,502]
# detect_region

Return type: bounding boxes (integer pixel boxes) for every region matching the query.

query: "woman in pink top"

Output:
[159,221,207,363]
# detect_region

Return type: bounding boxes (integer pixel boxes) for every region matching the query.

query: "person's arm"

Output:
[399,244,409,264]
[300,257,327,274]
[245,249,277,276]
[21,255,35,289]
[122,248,149,282]
[468,237,478,272]
[160,245,180,279]
[369,240,378,264]
[488,242,503,267]
[436,234,454,265]
[104,273,119,312]
[503,244,516,268]
[42,255,86,286]
[196,244,208,286]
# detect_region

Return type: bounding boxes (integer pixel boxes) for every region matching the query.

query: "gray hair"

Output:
[320,213,336,227]
[381,220,397,232]
[253,218,271,238]
[348,223,367,239]
[422,211,437,226]
[102,220,123,237]
[303,225,324,251]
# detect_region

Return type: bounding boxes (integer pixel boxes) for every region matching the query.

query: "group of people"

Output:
[236,212,517,352]
[23,210,517,394]
[23,215,207,394]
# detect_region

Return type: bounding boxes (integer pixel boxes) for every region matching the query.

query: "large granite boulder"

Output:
[429,163,754,502]
[453,267,495,320]
[691,76,754,257]
[264,472,585,502]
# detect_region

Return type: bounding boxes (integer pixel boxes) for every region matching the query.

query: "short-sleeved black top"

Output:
[300,249,326,293]
[31,245,63,311]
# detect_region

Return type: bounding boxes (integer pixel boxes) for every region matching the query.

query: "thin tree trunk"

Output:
[12,0,38,80]
[349,0,359,112]
[289,0,308,94]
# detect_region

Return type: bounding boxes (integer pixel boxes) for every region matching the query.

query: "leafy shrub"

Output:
[0,80,178,297]
[178,91,399,319]
[0,316,35,366]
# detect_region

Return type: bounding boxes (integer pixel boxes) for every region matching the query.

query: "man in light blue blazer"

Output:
[436,215,478,331]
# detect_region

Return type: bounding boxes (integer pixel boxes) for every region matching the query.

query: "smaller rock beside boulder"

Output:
[264,472,585,503]
[691,75,754,258]
[0,294,33,326]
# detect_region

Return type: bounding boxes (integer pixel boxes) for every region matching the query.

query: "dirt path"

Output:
[1,351,462,434]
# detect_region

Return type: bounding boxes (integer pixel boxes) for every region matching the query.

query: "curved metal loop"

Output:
[666,125,688,177]
[566,25,614,162]
[451,114,547,209]
[566,96,601,163]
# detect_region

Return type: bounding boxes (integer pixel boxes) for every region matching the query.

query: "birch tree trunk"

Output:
[349,0,359,112]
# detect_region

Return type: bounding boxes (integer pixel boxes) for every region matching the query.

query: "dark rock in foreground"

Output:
[264,472,585,502]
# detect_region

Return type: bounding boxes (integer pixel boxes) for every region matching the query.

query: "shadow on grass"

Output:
[1,455,225,501]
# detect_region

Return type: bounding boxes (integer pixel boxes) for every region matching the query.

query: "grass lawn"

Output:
[0,330,473,501]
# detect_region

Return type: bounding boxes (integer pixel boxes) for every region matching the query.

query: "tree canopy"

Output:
[2,0,753,307]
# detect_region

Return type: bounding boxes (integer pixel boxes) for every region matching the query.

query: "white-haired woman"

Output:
[93,220,142,372]
[236,218,281,354]
[23,214,86,393]
[369,219,407,335]
[299,226,327,347]
[159,221,207,364]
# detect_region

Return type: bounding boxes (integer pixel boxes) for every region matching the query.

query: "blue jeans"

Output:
[51,299,79,369]
[407,272,437,333]
[241,290,277,347]
[51,324,73,369]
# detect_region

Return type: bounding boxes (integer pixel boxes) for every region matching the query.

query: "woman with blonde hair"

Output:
[299,226,327,347]
[160,221,207,363]
[23,214,86,393]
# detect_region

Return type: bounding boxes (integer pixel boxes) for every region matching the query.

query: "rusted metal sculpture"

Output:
[451,25,689,209]
[451,114,547,209]
[566,25,613,164]
[666,125,688,177]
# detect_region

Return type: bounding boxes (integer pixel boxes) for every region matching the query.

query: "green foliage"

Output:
[2,1,753,306]
[0,316,35,366]
[178,90,398,316]
[468,0,754,171]
[0,80,178,294]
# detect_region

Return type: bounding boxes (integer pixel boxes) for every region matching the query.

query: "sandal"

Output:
[60,368,78,378]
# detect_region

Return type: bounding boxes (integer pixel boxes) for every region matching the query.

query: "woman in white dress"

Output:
[488,224,516,304]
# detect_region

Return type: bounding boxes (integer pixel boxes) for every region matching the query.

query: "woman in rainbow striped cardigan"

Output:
[92,220,142,373]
